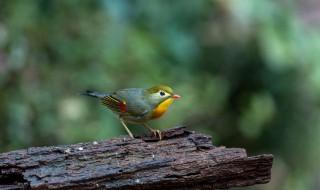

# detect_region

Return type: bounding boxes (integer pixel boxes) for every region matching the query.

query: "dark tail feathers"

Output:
[81,90,108,98]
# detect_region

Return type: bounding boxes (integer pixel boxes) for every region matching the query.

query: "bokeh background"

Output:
[1,0,320,189]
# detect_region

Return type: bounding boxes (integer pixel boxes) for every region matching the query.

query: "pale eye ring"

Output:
[159,91,165,96]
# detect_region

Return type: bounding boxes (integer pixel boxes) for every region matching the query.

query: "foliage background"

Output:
[1,0,320,189]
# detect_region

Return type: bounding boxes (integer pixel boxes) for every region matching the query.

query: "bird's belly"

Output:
[151,108,167,119]
[120,114,150,124]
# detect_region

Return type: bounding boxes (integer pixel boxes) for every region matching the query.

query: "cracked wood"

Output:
[0,126,273,190]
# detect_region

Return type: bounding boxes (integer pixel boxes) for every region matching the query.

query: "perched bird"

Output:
[82,85,181,139]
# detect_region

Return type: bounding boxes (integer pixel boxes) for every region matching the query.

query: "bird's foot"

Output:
[150,129,162,140]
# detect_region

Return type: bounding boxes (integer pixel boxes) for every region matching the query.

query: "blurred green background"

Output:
[0,0,320,189]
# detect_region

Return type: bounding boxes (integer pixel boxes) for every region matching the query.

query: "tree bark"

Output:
[0,126,273,190]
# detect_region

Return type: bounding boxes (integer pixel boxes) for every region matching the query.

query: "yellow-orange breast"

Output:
[151,98,174,119]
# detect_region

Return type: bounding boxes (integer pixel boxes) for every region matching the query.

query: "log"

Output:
[0,126,273,190]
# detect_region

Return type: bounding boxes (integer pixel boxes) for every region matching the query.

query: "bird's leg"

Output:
[143,123,162,140]
[119,118,134,138]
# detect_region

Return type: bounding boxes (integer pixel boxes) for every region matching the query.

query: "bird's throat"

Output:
[151,98,174,119]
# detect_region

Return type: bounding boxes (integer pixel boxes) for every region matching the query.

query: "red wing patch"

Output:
[102,95,127,113]
[119,101,127,113]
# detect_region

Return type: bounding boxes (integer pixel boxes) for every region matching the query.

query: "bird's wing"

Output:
[125,99,149,117]
[101,94,127,113]
[101,88,149,117]
[113,88,150,117]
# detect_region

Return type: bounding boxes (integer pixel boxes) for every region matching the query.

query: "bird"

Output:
[81,85,181,140]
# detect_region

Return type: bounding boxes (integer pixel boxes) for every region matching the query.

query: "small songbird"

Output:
[82,85,181,139]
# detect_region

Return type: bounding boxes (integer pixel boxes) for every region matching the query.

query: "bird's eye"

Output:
[159,91,165,96]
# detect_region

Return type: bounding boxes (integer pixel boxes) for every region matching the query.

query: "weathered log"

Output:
[0,126,273,190]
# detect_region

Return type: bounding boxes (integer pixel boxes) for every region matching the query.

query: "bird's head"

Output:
[146,85,181,107]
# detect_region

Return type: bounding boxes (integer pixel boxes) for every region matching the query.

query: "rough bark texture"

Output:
[0,126,273,190]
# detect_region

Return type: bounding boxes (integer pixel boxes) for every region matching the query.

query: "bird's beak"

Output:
[172,94,181,99]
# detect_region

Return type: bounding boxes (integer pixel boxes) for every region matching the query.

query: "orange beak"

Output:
[172,94,181,99]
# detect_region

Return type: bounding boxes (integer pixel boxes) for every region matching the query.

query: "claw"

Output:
[143,124,162,140]
[151,129,162,140]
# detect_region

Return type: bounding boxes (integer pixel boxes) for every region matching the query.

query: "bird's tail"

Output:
[80,90,108,98]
